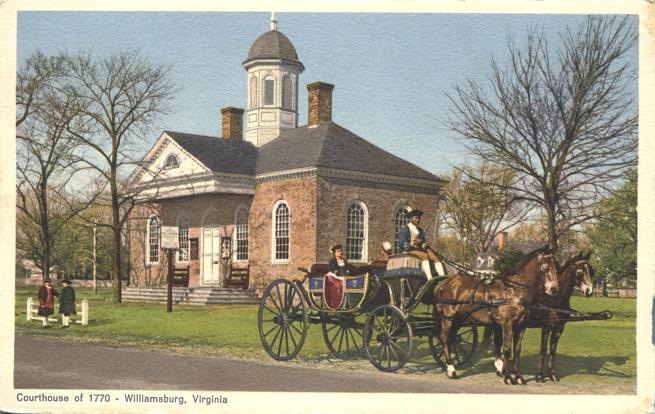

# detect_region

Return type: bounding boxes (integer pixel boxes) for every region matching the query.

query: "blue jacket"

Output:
[398,224,426,252]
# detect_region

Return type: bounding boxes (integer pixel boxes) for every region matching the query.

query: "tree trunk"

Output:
[39,180,51,281]
[111,175,122,303]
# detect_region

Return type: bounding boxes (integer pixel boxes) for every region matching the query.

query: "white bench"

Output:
[26,297,89,325]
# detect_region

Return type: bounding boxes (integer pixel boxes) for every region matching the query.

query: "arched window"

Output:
[164,154,179,169]
[147,216,160,264]
[273,202,289,261]
[282,75,293,110]
[264,76,275,106]
[249,76,257,109]
[394,207,410,253]
[346,203,367,262]
[235,207,249,261]
[178,215,189,262]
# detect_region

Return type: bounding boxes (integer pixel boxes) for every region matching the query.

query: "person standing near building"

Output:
[58,279,76,328]
[397,210,444,279]
[37,279,58,329]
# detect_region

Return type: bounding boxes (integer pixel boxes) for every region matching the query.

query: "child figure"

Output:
[37,279,58,328]
[58,279,76,328]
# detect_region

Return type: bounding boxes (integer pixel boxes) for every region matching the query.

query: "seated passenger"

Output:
[328,244,350,276]
[397,209,445,280]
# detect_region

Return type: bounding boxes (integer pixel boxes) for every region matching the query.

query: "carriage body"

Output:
[257,252,479,371]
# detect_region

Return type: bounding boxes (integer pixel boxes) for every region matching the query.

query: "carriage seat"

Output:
[384,253,425,279]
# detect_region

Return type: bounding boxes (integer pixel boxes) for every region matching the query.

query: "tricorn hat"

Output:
[62,279,72,284]
[407,209,424,218]
[331,244,343,253]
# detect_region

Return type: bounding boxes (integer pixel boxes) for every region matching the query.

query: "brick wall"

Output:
[248,176,318,291]
[316,177,440,264]
[129,193,253,287]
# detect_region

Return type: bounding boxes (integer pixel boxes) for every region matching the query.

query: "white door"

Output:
[202,227,221,285]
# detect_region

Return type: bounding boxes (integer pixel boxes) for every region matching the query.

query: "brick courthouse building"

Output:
[127,17,445,292]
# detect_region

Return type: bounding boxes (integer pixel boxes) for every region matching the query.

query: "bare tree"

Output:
[63,51,174,302]
[447,16,637,250]
[16,52,97,280]
[440,163,527,261]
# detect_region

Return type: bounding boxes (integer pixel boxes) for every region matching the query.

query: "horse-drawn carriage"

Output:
[257,252,478,372]
[257,248,612,383]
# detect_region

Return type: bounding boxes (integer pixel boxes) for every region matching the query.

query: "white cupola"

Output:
[242,13,304,147]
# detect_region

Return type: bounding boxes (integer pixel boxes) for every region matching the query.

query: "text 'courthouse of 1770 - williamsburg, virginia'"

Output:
[127,15,446,296]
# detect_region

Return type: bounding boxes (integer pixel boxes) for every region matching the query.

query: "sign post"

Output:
[161,226,179,312]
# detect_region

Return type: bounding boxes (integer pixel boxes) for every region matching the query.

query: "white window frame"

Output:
[271,200,290,263]
[345,202,368,263]
[234,205,249,262]
[146,215,160,265]
[281,75,293,110]
[263,75,275,107]
[178,214,189,263]
[164,154,179,169]
[394,205,411,253]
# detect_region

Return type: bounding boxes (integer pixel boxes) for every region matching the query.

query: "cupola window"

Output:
[264,77,275,106]
[282,75,293,110]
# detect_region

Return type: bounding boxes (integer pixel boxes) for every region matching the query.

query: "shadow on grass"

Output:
[459,350,630,381]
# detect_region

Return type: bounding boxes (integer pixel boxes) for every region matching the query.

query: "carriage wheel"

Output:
[321,313,366,359]
[429,326,478,369]
[258,279,308,361]
[363,305,412,372]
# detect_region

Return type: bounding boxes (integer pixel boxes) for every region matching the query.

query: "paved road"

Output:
[14,335,632,394]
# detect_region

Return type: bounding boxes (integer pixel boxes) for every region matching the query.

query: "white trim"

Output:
[177,213,189,264]
[345,201,369,263]
[127,131,212,188]
[146,215,161,265]
[256,166,444,192]
[200,208,222,286]
[233,204,249,262]
[271,200,290,264]
[263,75,276,107]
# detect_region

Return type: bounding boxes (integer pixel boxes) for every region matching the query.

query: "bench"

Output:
[225,263,249,289]
[172,267,189,288]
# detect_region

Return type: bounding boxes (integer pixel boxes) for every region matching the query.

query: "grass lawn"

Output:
[14,287,635,387]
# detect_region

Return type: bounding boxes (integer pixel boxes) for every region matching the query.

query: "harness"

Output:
[434,252,555,321]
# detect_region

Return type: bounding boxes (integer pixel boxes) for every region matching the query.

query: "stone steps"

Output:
[122,287,259,305]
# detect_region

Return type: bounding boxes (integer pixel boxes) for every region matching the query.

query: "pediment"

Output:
[130,132,211,186]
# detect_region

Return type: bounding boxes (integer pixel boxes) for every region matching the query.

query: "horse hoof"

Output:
[495,371,503,378]
[515,375,526,385]
[535,374,545,383]
[549,373,560,382]
[503,376,515,385]
[447,371,458,380]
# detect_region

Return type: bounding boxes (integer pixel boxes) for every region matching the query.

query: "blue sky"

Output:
[17,12,638,176]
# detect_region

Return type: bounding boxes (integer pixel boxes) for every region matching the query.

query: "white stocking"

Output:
[42,317,48,327]
[63,316,69,326]
[421,260,433,280]
[434,261,445,277]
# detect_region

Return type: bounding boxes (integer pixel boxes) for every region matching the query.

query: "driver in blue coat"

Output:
[398,209,445,279]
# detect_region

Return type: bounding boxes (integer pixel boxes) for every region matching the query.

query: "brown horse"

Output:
[433,248,559,384]
[488,251,594,382]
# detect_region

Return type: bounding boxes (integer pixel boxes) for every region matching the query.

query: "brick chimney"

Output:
[221,107,244,140]
[307,82,334,126]
[498,231,508,250]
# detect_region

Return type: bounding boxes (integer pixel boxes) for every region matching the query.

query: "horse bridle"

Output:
[500,253,556,291]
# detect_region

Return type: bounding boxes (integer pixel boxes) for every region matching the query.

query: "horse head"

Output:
[573,251,594,297]
[537,251,559,297]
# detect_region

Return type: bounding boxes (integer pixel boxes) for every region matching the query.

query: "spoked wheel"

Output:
[258,279,308,361]
[429,326,478,369]
[363,305,412,372]
[321,313,366,359]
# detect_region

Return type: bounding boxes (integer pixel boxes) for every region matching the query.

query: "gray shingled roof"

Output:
[165,131,257,175]
[256,121,443,182]
[243,30,302,66]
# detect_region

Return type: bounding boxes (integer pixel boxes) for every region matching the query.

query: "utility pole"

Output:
[93,220,97,294]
